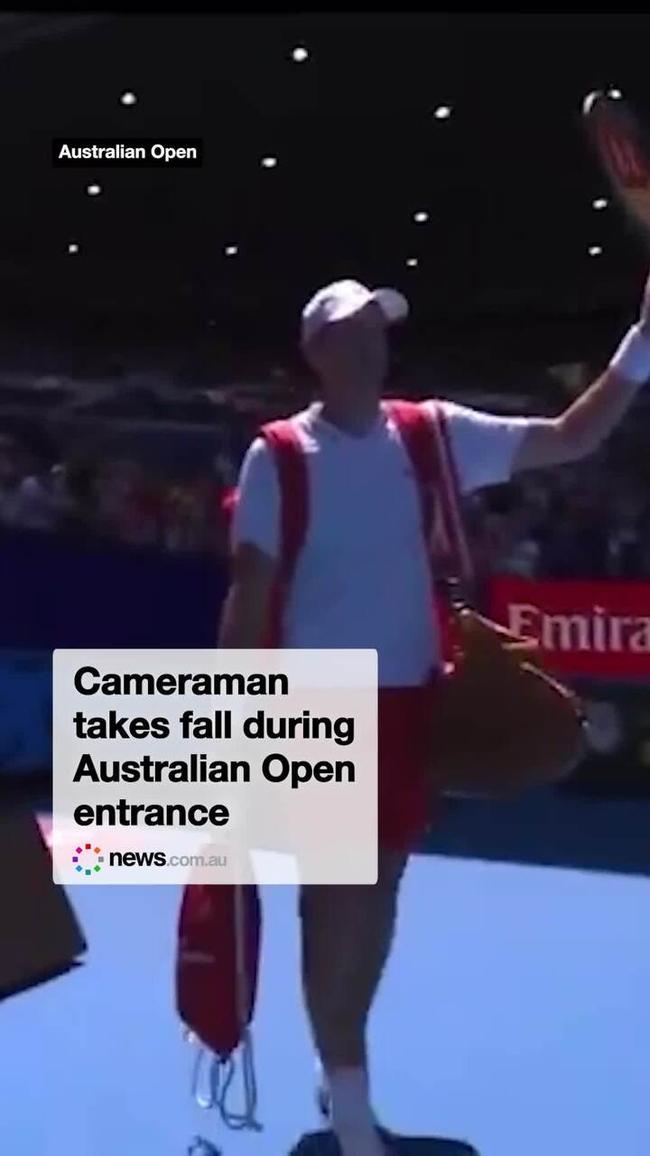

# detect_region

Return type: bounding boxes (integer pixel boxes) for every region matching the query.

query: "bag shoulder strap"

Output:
[429,402,475,589]
[383,398,474,592]
[257,419,309,645]
[259,418,309,591]
[383,399,436,543]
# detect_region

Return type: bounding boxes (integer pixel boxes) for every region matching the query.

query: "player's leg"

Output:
[299,683,434,1154]
[299,848,408,1156]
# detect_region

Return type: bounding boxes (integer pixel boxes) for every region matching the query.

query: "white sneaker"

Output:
[316,1081,331,1121]
[314,1064,391,1151]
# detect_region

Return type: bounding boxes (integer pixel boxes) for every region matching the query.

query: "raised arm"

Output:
[513,269,650,473]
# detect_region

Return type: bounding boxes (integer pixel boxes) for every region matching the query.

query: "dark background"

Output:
[0,12,649,372]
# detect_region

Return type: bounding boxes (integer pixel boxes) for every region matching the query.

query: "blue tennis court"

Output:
[2,804,649,1156]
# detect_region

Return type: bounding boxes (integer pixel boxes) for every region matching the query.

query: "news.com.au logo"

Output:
[70,847,227,877]
[72,843,104,876]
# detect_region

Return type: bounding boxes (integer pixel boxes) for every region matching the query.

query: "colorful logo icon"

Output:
[72,844,104,877]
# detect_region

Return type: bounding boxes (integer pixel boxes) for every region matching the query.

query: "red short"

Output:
[378,680,440,850]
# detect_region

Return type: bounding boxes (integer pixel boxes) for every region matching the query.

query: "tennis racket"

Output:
[582,90,650,237]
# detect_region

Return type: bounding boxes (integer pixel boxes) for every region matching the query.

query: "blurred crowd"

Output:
[0,434,234,556]
[2,423,650,579]
[468,455,650,580]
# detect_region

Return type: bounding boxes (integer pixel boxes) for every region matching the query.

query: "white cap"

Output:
[301,279,409,346]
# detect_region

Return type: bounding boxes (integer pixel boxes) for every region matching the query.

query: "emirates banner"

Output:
[488,578,650,681]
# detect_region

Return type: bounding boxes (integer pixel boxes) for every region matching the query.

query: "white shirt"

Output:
[233,399,535,685]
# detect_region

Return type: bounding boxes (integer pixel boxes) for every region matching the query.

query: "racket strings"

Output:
[596,122,649,188]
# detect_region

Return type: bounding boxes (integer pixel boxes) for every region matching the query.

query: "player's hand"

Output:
[639,268,650,336]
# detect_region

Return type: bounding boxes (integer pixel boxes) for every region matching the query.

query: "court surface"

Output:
[2,817,649,1156]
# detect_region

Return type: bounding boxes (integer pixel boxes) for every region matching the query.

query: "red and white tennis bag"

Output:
[176,875,263,1132]
[175,419,308,1137]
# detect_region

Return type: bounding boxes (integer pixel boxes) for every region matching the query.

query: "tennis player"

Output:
[219,273,650,1156]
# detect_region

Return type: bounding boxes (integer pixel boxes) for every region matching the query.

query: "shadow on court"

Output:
[428,788,650,877]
